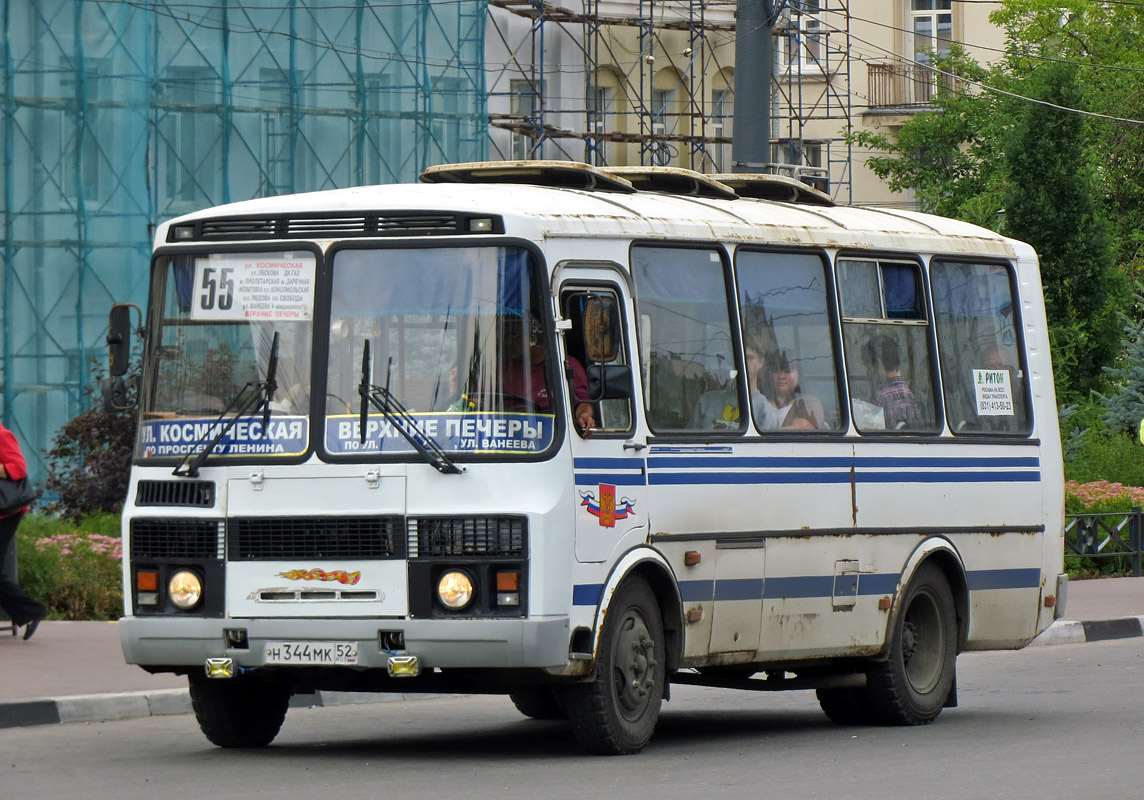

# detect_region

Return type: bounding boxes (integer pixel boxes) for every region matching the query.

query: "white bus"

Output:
[108,162,1065,755]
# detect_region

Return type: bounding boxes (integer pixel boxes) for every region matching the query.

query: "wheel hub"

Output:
[613,613,657,716]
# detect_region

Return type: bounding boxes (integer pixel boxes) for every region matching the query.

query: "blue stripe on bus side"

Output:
[571,568,1040,606]
[966,568,1042,590]
[647,470,1039,485]
[576,456,1040,487]
[644,456,1040,469]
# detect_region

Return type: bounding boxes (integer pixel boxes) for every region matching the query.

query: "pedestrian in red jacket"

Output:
[0,422,46,639]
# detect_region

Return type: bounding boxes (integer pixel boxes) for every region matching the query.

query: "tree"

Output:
[42,360,140,520]
[991,0,1144,276]
[1001,59,1126,399]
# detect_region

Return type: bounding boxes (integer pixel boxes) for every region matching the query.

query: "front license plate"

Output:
[263,640,359,666]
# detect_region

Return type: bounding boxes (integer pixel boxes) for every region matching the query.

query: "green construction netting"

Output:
[1,0,488,483]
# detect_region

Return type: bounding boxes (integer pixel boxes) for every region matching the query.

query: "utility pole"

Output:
[732,0,783,173]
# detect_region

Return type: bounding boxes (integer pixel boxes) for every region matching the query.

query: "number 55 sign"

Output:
[191,254,316,322]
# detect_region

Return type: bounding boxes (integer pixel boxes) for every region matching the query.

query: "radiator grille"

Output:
[130,519,223,559]
[410,516,527,558]
[229,516,404,560]
[135,480,215,507]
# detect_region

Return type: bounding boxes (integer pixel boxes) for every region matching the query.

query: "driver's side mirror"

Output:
[107,302,140,378]
[584,295,620,364]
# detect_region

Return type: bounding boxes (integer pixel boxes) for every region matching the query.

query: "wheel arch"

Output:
[890,537,970,653]
[589,546,684,672]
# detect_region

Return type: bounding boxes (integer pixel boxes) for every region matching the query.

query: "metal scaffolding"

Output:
[1,0,488,481]
[487,0,852,199]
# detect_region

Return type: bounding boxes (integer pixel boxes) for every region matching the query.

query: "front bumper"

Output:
[120,614,571,671]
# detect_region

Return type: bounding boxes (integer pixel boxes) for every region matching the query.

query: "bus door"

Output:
[557,272,648,564]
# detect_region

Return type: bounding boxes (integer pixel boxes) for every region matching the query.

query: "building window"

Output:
[710,85,733,172]
[61,58,107,203]
[782,0,824,74]
[160,67,220,207]
[911,0,952,64]
[587,82,613,166]
[510,79,539,160]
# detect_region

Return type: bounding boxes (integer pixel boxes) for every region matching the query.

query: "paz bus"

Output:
[106,161,1065,754]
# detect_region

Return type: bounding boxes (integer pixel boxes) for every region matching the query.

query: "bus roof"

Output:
[158,163,1021,259]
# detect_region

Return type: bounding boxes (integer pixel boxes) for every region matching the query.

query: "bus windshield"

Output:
[137,251,316,462]
[323,244,557,457]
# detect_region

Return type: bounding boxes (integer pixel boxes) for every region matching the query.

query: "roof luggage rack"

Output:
[601,166,739,199]
[420,160,636,193]
[710,173,835,206]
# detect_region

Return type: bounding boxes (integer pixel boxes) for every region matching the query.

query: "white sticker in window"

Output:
[191,256,315,321]
[972,369,1014,416]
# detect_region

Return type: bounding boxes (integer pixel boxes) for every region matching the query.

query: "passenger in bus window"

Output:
[861,334,923,430]
[689,340,778,430]
[759,350,825,430]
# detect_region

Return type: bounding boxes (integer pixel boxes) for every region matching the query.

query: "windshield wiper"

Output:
[357,339,463,475]
[173,332,281,478]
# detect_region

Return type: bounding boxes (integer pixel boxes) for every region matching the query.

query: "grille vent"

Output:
[229,516,404,560]
[410,516,527,558]
[131,519,223,559]
[171,212,493,242]
[136,480,214,507]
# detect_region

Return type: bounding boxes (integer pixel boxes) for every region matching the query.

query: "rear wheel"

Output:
[509,687,566,720]
[864,562,957,725]
[563,576,665,755]
[188,672,292,748]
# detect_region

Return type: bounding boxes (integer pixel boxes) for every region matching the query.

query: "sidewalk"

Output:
[3,576,1143,729]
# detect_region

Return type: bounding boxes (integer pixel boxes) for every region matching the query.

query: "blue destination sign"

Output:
[325,412,554,455]
[139,415,309,459]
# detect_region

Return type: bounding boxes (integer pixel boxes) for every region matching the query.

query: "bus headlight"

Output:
[437,570,474,610]
[169,570,203,610]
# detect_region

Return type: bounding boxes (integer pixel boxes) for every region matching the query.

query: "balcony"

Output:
[867,63,947,110]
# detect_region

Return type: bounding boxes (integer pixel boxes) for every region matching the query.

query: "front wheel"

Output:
[864,562,958,725]
[188,672,292,748]
[563,576,666,755]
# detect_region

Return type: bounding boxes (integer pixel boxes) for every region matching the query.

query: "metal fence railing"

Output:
[1064,508,1144,577]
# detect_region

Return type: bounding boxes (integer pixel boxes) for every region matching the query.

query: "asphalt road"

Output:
[3,638,1141,800]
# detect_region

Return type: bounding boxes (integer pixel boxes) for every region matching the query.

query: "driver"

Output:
[455,315,596,435]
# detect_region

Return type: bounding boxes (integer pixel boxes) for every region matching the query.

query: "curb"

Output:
[0,687,425,731]
[1028,615,1144,647]
[3,619,1143,731]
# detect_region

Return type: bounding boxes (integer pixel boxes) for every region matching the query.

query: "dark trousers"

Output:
[0,512,46,626]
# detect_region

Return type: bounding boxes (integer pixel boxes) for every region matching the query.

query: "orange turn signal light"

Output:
[136,570,159,592]
[496,571,520,592]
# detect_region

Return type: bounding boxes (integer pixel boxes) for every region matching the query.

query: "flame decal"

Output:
[277,568,361,585]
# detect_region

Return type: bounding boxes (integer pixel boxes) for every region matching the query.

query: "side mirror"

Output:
[107,303,140,378]
[584,295,620,364]
[587,363,633,402]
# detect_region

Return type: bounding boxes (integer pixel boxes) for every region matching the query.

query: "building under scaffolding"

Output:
[486,0,853,200]
[1,0,488,481]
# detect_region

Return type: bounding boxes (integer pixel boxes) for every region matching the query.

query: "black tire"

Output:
[188,672,292,748]
[816,686,877,726]
[564,576,666,755]
[509,687,567,720]
[864,562,957,725]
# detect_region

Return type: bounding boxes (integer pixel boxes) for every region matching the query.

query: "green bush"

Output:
[16,513,123,620]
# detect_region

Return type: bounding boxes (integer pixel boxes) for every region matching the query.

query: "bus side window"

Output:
[631,245,739,433]
[735,249,842,432]
[931,261,1030,435]
[563,290,633,434]
[839,259,940,433]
